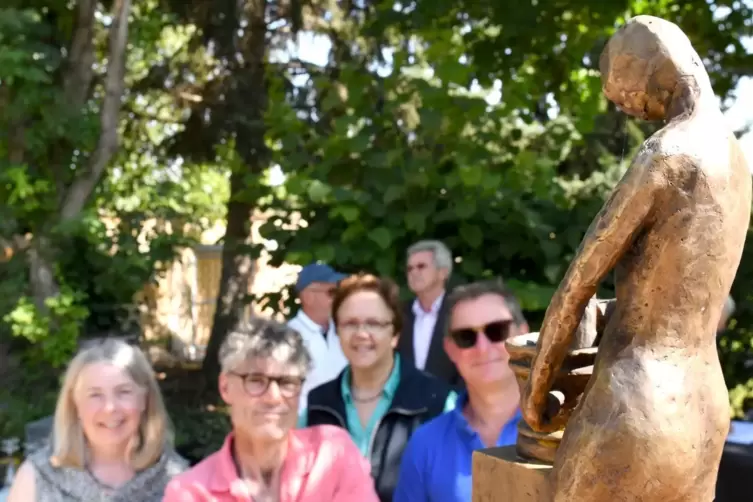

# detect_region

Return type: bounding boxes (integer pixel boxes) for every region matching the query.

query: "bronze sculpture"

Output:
[521,15,752,501]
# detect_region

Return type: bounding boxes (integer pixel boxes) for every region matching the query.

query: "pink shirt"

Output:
[162,425,379,502]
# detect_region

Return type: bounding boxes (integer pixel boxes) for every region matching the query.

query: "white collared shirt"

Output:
[411,292,445,370]
[287,310,348,409]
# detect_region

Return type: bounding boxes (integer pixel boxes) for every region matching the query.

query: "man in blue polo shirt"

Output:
[393,280,529,502]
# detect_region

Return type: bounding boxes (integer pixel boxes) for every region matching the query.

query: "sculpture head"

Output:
[599,15,711,121]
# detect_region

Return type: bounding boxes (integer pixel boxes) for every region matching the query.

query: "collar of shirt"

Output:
[209,432,314,498]
[450,391,522,443]
[292,310,334,337]
[340,355,402,456]
[389,390,521,502]
[341,354,402,405]
[412,291,445,317]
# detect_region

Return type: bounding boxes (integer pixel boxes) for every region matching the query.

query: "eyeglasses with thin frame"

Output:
[449,319,514,349]
[406,262,429,273]
[338,319,393,335]
[229,372,305,398]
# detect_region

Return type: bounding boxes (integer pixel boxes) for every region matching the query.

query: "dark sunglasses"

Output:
[449,320,514,349]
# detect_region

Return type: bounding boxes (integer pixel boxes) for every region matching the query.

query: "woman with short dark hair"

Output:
[301,273,457,502]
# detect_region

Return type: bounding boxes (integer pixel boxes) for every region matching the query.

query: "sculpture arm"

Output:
[523,156,663,432]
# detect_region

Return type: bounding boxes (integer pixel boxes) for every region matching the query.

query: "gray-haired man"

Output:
[164,317,379,501]
[398,240,459,386]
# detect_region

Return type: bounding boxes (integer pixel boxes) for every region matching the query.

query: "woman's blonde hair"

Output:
[50,339,172,470]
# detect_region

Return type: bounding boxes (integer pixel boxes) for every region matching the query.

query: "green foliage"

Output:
[0,388,57,440]
[56,214,192,336]
[4,286,88,368]
[256,0,753,414]
[0,1,227,339]
[171,406,230,462]
[260,15,628,316]
[729,380,753,418]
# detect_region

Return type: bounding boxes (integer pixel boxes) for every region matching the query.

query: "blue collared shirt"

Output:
[392,392,521,502]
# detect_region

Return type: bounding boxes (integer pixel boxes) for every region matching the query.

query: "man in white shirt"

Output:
[287,263,349,409]
[397,240,460,387]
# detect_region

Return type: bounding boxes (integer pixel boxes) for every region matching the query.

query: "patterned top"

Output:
[27,445,187,502]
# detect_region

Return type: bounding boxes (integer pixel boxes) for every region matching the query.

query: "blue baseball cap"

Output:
[295,263,346,293]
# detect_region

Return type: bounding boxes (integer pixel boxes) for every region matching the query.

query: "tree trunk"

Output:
[59,0,130,221]
[203,0,270,383]
[202,184,257,380]
[25,0,131,314]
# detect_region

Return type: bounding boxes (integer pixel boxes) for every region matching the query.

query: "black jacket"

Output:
[398,295,462,388]
[306,359,451,502]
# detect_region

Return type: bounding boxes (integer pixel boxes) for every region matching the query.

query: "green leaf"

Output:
[369,227,393,250]
[454,198,476,219]
[404,212,426,233]
[543,263,562,284]
[461,256,484,276]
[458,165,483,187]
[307,181,331,202]
[316,244,336,263]
[435,57,471,86]
[375,253,395,276]
[341,223,364,243]
[383,185,404,204]
[350,131,370,152]
[339,205,360,222]
[459,223,483,247]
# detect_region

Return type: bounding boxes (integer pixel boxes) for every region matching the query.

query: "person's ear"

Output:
[443,336,458,364]
[218,373,233,405]
[440,268,450,282]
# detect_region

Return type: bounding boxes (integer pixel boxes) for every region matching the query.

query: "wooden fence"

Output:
[137,233,300,354]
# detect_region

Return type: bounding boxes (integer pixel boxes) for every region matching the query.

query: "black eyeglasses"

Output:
[449,320,514,349]
[229,372,305,398]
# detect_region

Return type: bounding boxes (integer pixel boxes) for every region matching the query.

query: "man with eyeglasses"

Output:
[399,240,460,386]
[392,280,528,502]
[287,263,349,410]
[164,317,379,502]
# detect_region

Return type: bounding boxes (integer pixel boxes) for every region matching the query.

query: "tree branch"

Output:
[63,0,96,111]
[59,0,131,222]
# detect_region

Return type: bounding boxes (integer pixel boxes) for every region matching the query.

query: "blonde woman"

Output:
[7,339,186,501]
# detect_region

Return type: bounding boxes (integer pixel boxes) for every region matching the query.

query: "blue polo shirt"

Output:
[392,393,522,502]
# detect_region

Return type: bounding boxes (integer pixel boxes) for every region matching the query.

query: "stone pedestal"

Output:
[472,445,552,502]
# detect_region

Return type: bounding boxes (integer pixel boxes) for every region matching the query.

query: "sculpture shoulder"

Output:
[635,122,751,203]
[633,125,731,183]
[649,116,736,168]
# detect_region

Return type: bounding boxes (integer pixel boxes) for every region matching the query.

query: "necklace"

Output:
[351,390,382,403]
[350,358,395,403]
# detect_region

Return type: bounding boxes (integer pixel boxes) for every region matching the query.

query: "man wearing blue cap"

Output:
[288,263,349,409]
